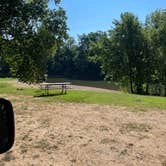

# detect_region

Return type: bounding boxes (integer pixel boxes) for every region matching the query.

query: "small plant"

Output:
[120,149,128,156]
[120,122,152,133]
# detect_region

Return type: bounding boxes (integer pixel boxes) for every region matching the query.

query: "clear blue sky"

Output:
[49,0,165,38]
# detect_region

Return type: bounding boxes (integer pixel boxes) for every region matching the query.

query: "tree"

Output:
[141,17,159,95]
[48,32,105,80]
[48,37,77,77]
[0,0,67,83]
[74,32,105,80]
[0,56,10,77]
[101,12,146,94]
[146,9,166,95]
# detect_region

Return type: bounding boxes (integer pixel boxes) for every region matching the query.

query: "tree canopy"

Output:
[0,0,67,83]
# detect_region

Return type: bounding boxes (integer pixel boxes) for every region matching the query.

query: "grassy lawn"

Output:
[43,91,166,110]
[0,78,166,110]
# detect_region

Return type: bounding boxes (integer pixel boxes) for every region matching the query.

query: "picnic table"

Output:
[39,82,71,95]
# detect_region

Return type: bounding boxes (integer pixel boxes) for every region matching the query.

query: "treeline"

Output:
[48,9,166,96]
[47,33,105,80]
[0,3,165,96]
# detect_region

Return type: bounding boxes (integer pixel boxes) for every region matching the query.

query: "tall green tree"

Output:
[75,32,105,80]
[48,37,77,77]
[141,28,157,95]
[146,9,166,95]
[101,12,146,94]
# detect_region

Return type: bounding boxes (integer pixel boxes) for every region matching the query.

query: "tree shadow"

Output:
[34,92,67,97]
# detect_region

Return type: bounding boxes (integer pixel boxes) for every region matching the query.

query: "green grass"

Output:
[43,90,166,109]
[0,78,166,110]
[0,77,15,82]
[0,82,36,96]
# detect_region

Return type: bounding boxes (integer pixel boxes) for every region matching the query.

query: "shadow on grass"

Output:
[34,92,66,98]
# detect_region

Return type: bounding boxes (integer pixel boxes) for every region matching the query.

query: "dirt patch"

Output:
[0,95,166,166]
[71,85,119,93]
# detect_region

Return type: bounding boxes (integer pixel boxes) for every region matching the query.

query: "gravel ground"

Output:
[0,94,166,166]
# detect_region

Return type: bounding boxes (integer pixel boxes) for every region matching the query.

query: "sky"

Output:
[49,0,165,38]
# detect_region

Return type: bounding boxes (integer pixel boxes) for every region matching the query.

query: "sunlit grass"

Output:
[0,78,166,110]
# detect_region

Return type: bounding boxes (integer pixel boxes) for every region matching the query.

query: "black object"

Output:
[0,98,15,154]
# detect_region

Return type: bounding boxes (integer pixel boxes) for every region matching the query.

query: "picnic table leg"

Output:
[45,86,47,95]
[61,85,64,94]
[46,85,49,95]
[64,85,67,94]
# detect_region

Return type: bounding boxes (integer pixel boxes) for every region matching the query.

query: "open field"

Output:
[0,78,166,165]
[0,78,166,109]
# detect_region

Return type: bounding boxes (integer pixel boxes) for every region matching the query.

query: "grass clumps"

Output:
[120,123,152,134]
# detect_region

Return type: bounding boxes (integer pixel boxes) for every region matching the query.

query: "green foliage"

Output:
[146,9,166,95]
[0,5,166,97]
[47,9,166,96]
[0,56,10,77]
[102,13,145,94]
[0,0,67,83]
[100,10,166,96]
[48,32,105,80]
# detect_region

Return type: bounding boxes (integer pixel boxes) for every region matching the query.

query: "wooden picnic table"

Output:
[39,82,71,95]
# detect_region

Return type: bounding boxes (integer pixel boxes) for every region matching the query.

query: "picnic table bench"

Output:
[39,82,71,95]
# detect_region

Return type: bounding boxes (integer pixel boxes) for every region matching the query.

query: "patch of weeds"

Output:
[39,118,50,128]
[34,139,58,151]
[110,139,117,143]
[129,107,147,112]
[120,123,152,134]
[163,161,166,166]
[139,134,150,140]
[32,154,40,159]
[22,134,29,141]
[98,125,110,131]
[1,151,15,162]
[127,143,134,148]
[100,138,112,144]
[21,130,33,141]
[34,139,50,150]
[110,146,118,152]
[16,88,24,91]
[71,159,76,163]
[22,106,28,110]
[20,145,28,154]
[120,149,128,156]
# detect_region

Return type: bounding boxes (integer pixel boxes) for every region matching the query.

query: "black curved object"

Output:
[0,98,15,154]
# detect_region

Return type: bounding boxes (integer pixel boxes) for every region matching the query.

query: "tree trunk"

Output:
[137,87,143,94]
[130,77,134,93]
[146,83,149,95]
[136,83,143,95]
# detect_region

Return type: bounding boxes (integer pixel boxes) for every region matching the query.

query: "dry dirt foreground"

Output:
[0,95,166,166]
